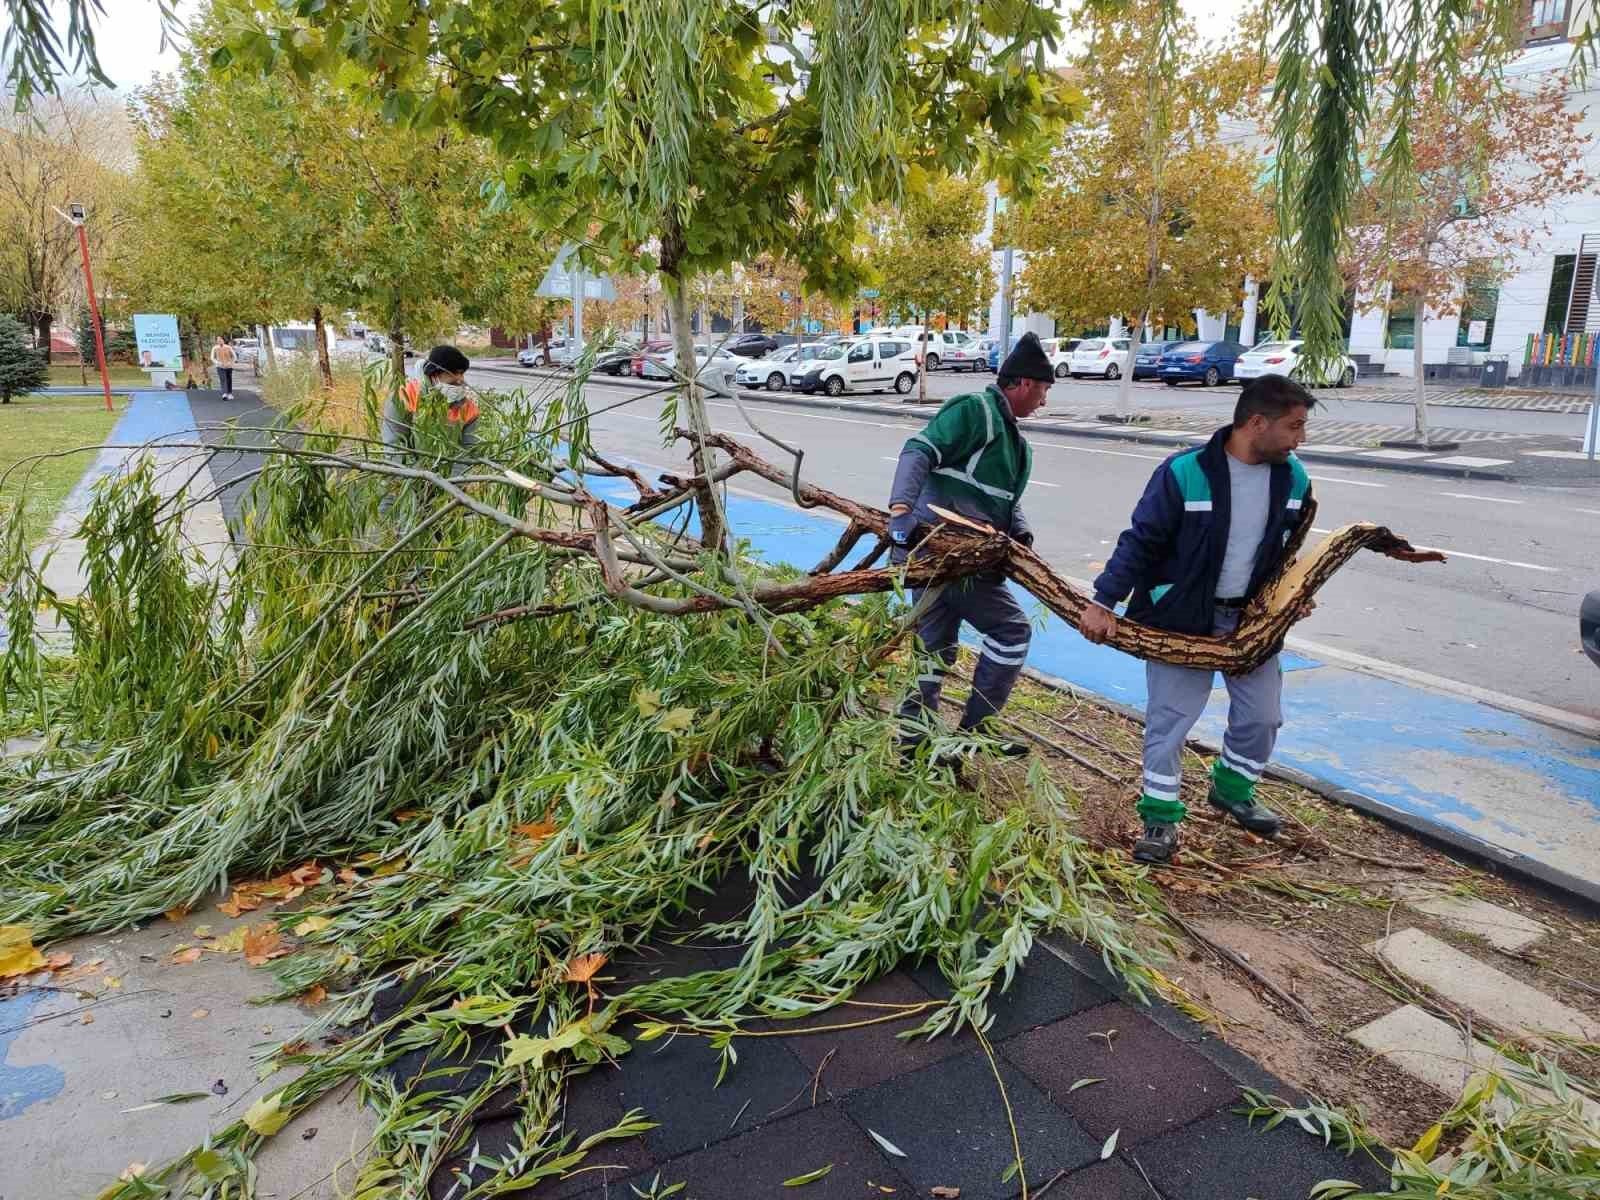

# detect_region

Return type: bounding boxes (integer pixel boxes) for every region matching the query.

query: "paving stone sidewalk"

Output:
[1345,385,1594,415]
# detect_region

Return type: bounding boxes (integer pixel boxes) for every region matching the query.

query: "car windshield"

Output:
[1077,340,1104,351]
[1250,342,1295,355]
[1167,342,1207,353]
[815,346,845,361]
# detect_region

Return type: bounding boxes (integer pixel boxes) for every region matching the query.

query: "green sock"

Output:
[1135,793,1187,824]
[1210,761,1255,809]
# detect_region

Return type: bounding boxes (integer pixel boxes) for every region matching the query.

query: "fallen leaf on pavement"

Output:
[280,1039,311,1056]
[243,924,291,966]
[931,1188,961,1198]
[866,1129,906,1158]
[243,1091,291,1136]
[0,925,46,979]
[207,927,249,953]
[564,953,608,984]
[298,984,328,1007]
[217,891,261,918]
[191,925,213,939]
[169,947,204,965]
[1068,1077,1104,1092]
[44,951,73,971]
[120,1091,210,1113]
[163,904,190,922]
[80,1012,94,1025]
[292,915,332,937]
[1101,1129,1120,1159]
[191,1008,209,1019]
[103,974,122,989]
[781,1164,832,1187]
[1087,1028,1118,1050]
[55,957,104,983]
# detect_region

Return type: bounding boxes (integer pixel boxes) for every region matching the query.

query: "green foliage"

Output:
[1241,1053,1600,1197]
[0,378,1155,1195]
[216,0,1080,295]
[872,174,995,330]
[0,312,46,401]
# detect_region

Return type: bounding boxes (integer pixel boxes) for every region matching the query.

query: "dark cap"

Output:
[998,332,1055,383]
[423,344,471,375]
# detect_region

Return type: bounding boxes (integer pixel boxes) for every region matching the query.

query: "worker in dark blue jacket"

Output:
[1079,375,1317,864]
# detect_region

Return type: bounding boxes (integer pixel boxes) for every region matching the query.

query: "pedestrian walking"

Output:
[1078,374,1317,863]
[888,331,1054,757]
[210,335,236,400]
[381,344,480,461]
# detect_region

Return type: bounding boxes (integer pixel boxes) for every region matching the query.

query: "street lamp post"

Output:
[59,202,114,413]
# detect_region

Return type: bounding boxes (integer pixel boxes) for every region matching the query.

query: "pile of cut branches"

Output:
[0,365,1441,1196]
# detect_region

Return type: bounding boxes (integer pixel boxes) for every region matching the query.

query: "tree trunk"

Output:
[388,321,406,384]
[1411,305,1429,446]
[34,311,52,365]
[666,274,725,555]
[312,306,334,391]
[917,312,931,403]
[186,315,210,387]
[1116,312,1144,416]
[259,325,278,373]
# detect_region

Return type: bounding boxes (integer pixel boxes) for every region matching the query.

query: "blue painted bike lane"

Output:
[584,458,1600,900]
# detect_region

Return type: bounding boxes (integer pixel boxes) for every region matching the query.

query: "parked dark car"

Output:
[593,344,638,375]
[1133,340,1181,380]
[725,332,780,358]
[1583,589,1600,669]
[1158,340,1248,386]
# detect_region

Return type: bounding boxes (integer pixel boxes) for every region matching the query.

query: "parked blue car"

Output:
[1133,340,1181,380]
[987,333,1022,372]
[1157,340,1248,387]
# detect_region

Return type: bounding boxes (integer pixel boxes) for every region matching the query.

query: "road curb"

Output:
[1022,665,1600,918]
[476,363,1528,482]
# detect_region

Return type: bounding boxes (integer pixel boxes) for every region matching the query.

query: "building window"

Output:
[1456,280,1499,348]
[1543,255,1576,333]
[1385,300,1415,350]
[1528,0,1569,41]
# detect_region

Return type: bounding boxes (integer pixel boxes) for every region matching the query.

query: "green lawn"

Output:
[47,364,150,387]
[0,392,122,547]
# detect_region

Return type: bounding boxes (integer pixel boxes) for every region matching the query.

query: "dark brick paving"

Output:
[382,866,1393,1200]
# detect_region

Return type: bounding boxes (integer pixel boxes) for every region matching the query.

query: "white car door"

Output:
[845,341,874,389]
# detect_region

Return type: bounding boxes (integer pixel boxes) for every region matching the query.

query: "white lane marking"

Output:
[1032,442,1166,462]
[1308,473,1386,488]
[1310,527,1557,572]
[1578,508,1600,517]
[1031,480,1062,488]
[1440,492,1523,505]
[705,400,903,430]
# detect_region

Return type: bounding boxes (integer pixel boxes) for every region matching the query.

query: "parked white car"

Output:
[640,344,741,389]
[517,339,569,367]
[1234,340,1358,388]
[794,337,921,396]
[1067,337,1132,380]
[778,343,836,387]
[735,344,803,390]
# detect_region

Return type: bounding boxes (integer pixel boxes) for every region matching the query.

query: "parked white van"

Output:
[793,336,922,396]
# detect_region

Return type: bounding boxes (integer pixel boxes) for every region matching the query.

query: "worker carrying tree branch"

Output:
[1079,374,1317,864]
[381,343,479,461]
[887,332,1054,758]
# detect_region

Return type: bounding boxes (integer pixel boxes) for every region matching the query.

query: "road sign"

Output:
[536,243,617,302]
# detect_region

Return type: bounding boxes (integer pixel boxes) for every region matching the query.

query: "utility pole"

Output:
[59,202,113,412]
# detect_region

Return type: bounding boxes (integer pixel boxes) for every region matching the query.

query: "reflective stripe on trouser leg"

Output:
[1215,643,1283,802]
[952,576,1031,727]
[897,587,962,726]
[1139,654,1218,824]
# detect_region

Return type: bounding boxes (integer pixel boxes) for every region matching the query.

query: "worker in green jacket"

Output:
[888,332,1055,756]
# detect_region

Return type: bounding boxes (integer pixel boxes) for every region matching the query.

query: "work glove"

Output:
[1013,530,1035,548]
[888,511,923,564]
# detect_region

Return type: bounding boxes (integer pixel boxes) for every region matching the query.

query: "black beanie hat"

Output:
[424,344,471,375]
[998,332,1055,383]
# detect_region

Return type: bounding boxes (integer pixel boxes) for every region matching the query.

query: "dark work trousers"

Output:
[217,367,234,395]
[896,573,1032,732]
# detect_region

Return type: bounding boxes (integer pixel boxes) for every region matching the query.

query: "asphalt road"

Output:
[471,364,1600,720]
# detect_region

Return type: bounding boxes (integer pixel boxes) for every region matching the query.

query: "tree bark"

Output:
[1117,312,1144,415]
[918,312,931,403]
[388,320,406,384]
[664,275,726,554]
[1411,298,1429,445]
[34,311,52,364]
[311,307,335,391]
[259,324,278,373]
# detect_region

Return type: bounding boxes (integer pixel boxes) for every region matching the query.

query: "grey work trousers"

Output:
[897,574,1032,731]
[1141,608,1283,818]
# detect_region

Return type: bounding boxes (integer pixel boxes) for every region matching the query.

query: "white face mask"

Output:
[438,382,469,404]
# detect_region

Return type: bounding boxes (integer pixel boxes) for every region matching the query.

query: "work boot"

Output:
[897,732,927,765]
[1133,821,1180,864]
[959,718,1031,759]
[1206,787,1282,836]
